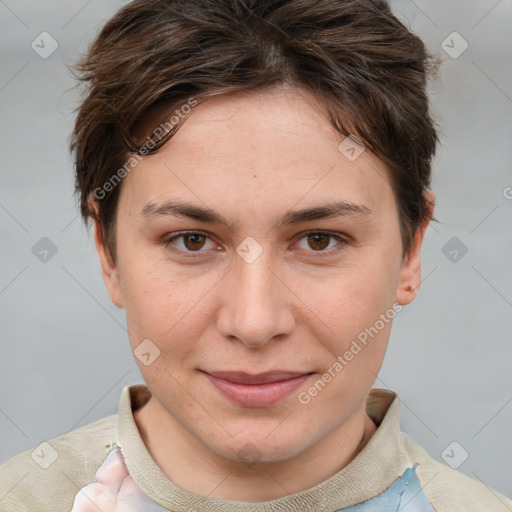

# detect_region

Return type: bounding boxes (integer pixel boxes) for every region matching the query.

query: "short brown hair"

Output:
[70,0,439,261]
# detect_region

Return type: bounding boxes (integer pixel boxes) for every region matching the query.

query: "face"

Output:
[93,85,428,464]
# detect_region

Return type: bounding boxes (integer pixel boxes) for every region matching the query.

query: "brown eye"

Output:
[295,231,347,255]
[163,231,219,255]
[306,233,331,251]
[182,233,207,251]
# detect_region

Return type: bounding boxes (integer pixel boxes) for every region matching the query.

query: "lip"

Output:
[203,370,313,407]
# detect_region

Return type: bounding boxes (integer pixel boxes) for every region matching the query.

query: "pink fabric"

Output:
[70,446,167,511]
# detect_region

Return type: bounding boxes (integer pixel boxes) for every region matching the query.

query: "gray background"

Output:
[1,0,511,502]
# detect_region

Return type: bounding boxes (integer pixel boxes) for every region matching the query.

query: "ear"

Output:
[396,190,435,306]
[88,197,124,309]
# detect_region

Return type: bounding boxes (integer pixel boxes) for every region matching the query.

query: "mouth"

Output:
[201,370,314,407]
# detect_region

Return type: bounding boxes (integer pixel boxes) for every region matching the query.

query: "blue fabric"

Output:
[336,464,436,511]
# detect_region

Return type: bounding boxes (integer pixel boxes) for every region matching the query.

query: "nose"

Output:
[216,244,296,349]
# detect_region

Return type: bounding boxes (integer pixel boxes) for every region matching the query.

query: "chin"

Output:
[209,427,312,466]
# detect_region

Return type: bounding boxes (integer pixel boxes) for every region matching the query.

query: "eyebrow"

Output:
[139,199,372,231]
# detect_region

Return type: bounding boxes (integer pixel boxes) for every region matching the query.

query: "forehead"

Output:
[120,86,396,223]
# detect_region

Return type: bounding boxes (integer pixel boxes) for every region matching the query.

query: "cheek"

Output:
[298,257,400,334]
[300,255,401,381]
[118,251,217,368]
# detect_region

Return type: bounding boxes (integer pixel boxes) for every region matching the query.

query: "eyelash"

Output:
[161,230,349,258]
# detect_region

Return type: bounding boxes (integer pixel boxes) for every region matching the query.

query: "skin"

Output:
[91,84,433,501]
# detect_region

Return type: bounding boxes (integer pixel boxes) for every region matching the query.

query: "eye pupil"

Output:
[308,233,330,251]
[184,233,206,251]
